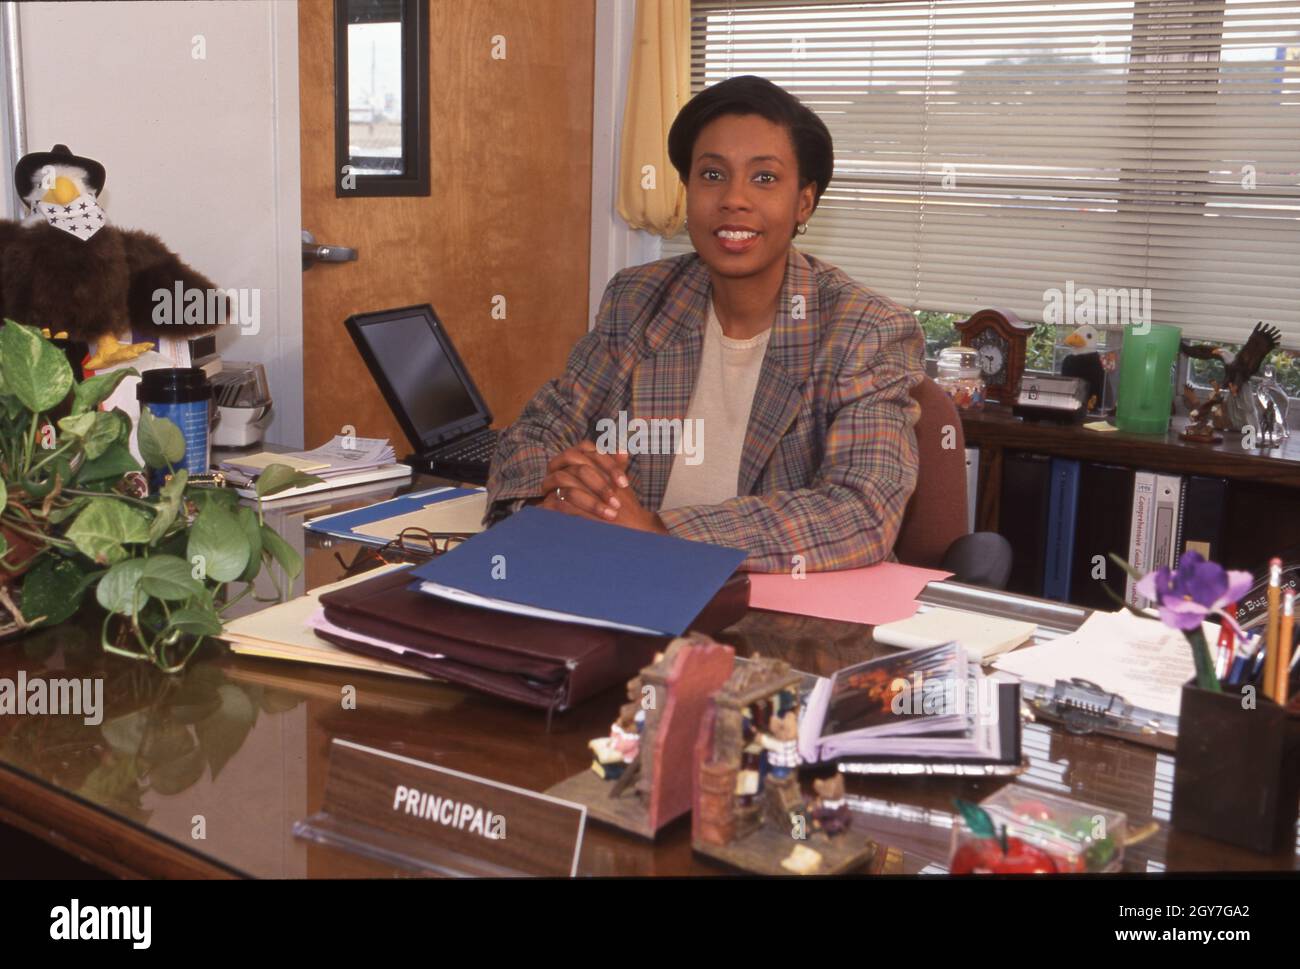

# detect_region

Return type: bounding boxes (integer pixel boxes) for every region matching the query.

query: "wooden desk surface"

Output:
[0,475,1295,877]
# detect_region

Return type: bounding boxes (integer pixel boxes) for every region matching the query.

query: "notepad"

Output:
[874,607,1036,663]
[224,451,330,473]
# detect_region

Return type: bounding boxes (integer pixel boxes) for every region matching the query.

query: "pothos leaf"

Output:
[259,523,302,582]
[95,558,149,616]
[0,320,73,413]
[186,504,250,582]
[72,367,136,416]
[254,463,323,499]
[235,505,263,583]
[20,554,91,627]
[57,411,121,460]
[65,497,151,565]
[137,407,186,469]
[167,607,224,637]
[139,554,208,602]
[74,441,140,485]
[148,469,188,545]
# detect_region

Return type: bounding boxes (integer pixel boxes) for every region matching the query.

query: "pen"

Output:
[1226,657,1246,687]
[1228,631,1261,687]
[1263,558,1281,701]
[1277,589,1294,704]
[1216,603,1237,681]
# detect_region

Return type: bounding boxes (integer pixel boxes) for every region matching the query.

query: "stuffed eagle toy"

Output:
[0,143,224,368]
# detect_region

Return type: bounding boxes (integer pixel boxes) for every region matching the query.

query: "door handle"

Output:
[302,229,358,270]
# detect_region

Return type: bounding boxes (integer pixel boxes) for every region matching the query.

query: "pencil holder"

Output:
[1171,680,1300,854]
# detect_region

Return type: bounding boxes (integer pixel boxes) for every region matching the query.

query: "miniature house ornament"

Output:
[548,633,735,839]
[691,656,878,875]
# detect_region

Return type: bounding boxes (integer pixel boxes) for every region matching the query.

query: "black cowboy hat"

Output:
[14,144,106,204]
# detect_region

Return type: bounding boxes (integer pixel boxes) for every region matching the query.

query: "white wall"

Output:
[17,0,303,445]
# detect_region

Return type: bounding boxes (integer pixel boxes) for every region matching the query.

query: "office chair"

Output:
[894,376,1013,589]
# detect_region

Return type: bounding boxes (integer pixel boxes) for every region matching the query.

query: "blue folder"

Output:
[304,486,483,546]
[408,505,747,637]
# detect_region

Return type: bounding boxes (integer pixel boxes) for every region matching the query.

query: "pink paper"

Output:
[747,562,952,627]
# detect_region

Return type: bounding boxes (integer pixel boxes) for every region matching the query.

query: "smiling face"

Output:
[684,114,816,282]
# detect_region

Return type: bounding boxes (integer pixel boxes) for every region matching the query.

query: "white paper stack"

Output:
[219,436,411,501]
[992,609,1210,718]
[221,435,396,479]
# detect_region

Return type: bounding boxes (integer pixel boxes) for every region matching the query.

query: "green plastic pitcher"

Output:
[1116,324,1181,434]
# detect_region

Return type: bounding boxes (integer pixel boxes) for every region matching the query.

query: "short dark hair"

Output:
[667,75,834,208]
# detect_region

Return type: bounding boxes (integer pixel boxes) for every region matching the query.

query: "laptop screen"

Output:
[345,305,490,450]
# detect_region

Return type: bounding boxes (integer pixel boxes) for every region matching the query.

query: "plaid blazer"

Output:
[485,247,925,572]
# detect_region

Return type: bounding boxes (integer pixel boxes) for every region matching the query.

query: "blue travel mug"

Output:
[136,368,213,485]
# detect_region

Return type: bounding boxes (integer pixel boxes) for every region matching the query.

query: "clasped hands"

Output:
[531,440,668,535]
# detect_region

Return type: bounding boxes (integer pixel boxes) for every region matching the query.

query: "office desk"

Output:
[0,475,1295,877]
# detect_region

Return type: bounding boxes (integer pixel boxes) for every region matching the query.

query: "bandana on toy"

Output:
[35,193,107,240]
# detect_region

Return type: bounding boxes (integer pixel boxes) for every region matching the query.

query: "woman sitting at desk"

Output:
[485,75,925,572]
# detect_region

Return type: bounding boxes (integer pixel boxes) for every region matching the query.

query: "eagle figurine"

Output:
[1180,322,1282,396]
[0,143,225,366]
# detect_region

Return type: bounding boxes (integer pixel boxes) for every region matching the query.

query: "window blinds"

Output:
[661,0,1300,344]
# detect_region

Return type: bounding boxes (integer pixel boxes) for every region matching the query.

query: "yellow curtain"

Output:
[616,0,691,237]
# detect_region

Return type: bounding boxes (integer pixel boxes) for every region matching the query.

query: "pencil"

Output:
[1264,558,1281,697]
[1277,589,1294,704]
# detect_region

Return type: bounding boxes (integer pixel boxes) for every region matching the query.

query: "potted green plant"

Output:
[0,320,318,672]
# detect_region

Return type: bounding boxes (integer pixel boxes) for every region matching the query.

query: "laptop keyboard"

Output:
[437,430,498,463]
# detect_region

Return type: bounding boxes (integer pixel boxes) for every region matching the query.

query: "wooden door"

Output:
[298,0,595,450]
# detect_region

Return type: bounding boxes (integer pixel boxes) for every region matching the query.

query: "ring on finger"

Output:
[555,486,565,502]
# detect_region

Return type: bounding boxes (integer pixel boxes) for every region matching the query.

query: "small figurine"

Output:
[809,774,852,838]
[1250,365,1290,448]
[589,671,646,782]
[588,703,641,781]
[1179,382,1228,443]
[1060,324,1105,412]
[761,710,801,781]
[1181,322,1282,431]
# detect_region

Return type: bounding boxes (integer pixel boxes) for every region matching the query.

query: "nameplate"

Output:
[294,738,587,876]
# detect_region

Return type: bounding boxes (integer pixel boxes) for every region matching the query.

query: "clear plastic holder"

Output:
[951,784,1127,874]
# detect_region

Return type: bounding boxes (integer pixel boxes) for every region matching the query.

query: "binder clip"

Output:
[1022,678,1179,749]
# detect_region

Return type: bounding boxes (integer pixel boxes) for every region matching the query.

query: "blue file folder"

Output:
[409,505,747,637]
[304,486,483,546]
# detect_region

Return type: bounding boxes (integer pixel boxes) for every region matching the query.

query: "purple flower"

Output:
[1135,550,1253,632]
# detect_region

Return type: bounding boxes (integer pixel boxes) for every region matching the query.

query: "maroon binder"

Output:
[317,567,750,713]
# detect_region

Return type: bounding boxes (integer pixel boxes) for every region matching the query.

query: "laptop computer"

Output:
[345,304,498,484]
